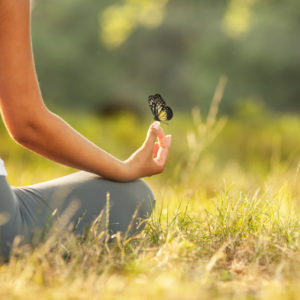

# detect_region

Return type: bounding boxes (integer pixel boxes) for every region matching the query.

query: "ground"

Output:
[0,102,299,299]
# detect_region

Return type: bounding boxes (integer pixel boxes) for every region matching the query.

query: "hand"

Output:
[123,121,172,180]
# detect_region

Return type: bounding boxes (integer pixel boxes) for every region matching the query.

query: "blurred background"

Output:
[1,0,300,189]
[1,1,300,295]
[30,0,300,115]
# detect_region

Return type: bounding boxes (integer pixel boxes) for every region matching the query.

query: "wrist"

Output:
[101,159,138,182]
[121,158,141,182]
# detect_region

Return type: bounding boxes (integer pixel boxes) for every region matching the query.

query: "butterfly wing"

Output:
[148,94,166,121]
[148,96,157,117]
[148,94,165,118]
[159,106,173,121]
[148,93,173,122]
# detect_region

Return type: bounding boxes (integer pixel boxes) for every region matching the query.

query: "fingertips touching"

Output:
[149,122,159,139]
[152,121,160,131]
[144,121,160,149]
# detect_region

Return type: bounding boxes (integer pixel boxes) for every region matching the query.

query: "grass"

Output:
[1,96,300,299]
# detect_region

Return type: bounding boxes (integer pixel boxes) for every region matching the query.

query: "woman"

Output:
[0,0,171,260]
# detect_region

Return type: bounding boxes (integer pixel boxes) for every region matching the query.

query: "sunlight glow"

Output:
[100,0,169,49]
[223,0,256,38]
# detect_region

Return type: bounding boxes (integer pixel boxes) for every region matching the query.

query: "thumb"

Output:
[143,121,160,150]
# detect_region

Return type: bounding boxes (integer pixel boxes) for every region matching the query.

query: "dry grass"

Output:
[1,92,300,299]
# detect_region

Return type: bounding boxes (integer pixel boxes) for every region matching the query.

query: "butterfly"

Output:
[148,94,173,122]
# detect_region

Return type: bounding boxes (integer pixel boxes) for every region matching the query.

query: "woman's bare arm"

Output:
[0,0,171,182]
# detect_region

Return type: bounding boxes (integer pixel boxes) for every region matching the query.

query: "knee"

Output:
[133,179,155,219]
[122,179,155,234]
[108,179,155,235]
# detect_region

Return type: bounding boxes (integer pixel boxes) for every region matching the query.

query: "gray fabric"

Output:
[0,172,155,260]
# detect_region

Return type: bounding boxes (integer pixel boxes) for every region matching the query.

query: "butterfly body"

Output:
[148,94,173,122]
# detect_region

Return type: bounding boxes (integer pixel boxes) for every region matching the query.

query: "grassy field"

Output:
[0,98,300,299]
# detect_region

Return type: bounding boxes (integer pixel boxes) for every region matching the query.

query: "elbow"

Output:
[9,117,43,147]
[1,98,50,147]
[11,129,33,147]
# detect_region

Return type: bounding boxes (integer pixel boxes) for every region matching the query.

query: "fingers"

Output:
[166,134,172,148]
[157,125,167,148]
[153,142,159,158]
[143,122,172,174]
[126,124,171,179]
[155,134,172,168]
[143,121,160,151]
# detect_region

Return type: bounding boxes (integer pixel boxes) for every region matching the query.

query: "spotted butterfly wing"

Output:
[148,94,173,122]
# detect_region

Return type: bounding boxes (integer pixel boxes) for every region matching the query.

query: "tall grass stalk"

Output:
[1,90,300,299]
[186,76,228,174]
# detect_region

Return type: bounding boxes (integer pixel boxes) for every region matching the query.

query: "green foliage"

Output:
[31,0,300,113]
[100,0,169,49]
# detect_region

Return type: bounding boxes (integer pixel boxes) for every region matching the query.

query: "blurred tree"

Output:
[100,0,169,49]
[223,0,256,38]
[31,0,300,114]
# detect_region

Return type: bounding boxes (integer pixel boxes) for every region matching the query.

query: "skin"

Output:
[0,0,171,182]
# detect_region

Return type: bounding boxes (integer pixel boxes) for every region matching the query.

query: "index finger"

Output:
[157,125,168,148]
[154,142,170,167]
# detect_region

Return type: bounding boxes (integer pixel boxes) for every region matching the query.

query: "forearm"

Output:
[0,0,130,181]
[0,0,171,181]
[16,109,130,181]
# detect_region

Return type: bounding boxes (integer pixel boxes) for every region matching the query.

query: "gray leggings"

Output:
[0,172,155,260]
